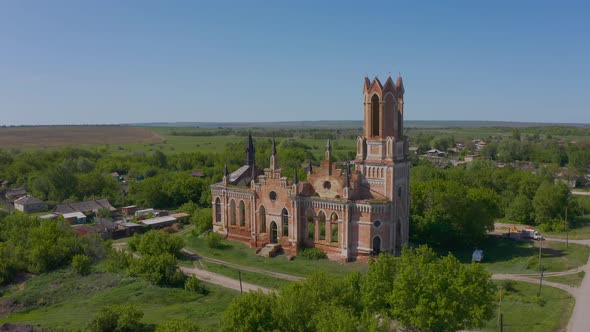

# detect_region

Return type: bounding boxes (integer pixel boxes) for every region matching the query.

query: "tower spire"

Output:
[307,160,313,174]
[271,137,277,156]
[223,163,229,177]
[325,139,332,161]
[293,168,298,185]
[270,137,278,170]
[245,132,255,166]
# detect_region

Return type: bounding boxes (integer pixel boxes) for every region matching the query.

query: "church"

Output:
[210,76,410,261]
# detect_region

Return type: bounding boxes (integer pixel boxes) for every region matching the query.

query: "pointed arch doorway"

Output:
[270,221,278,244]
[372,236,381,255]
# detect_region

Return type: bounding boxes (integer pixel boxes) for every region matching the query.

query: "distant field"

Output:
[0,126,164,149]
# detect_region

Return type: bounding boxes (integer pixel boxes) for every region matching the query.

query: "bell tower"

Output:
[354,75,410,252]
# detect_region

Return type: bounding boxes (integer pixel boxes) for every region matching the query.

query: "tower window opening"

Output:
[371,94,380,137]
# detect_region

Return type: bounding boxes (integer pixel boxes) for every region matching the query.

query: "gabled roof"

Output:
[55,198,115,215]
[14,195,44,205]
[5,188,26,197]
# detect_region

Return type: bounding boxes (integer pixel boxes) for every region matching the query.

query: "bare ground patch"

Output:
[0,126,163,148]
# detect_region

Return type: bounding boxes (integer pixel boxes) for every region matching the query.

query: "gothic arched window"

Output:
[281,208,288,237]
[215,197,221,223]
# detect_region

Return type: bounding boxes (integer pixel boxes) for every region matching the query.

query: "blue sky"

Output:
[1,1,589,125]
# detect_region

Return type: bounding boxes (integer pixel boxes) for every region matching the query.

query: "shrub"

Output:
[298,248,327,260]
[71,254,92,276]
[105,249,133,272]
[205,232,223,249]
[128,253,184,286]
[499,279,517,293]
[156,319,201,332]
[134,230,184,257]
[185,275,207,295]
[88,304,144,332]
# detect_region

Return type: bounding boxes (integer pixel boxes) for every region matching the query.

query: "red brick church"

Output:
[210,76,410,261]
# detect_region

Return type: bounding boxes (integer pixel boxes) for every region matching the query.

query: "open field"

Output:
[0,126,163,149]
[0,268,236,330]
[482,281,574,332]
[183,234,368,278]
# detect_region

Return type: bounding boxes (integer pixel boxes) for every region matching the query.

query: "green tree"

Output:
[192,208,213,234]
[133,230,184,257]
[128,253,184,286]
[221,290,278,332]
[152,150,168,168]
[205,232,223,249]
[532,181,570,226]
[506,194,534,224]
[360,253,397,313]
[185,275,206,294]
[389,246,496,332]
[71,254,92,276]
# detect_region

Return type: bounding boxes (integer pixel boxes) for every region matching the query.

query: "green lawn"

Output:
[482,281,574,332]
[545,271,586,288]
[448,236,590,274]
[0,268,237,330]
[183,234,368,278]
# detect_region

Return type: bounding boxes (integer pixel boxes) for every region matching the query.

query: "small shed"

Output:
[122,205,138,215]
[63,212,87,225]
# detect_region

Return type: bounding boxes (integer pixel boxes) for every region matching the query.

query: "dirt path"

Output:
[567,253,590,331]
[179,266,274,294]
[181,248,304,281]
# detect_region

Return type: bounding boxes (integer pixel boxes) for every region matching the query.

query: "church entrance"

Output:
[372,236,381,255]
[270,221,278,244]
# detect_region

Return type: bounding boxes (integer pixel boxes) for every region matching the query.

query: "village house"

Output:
[211,76,410,261]
[13,195,47,213]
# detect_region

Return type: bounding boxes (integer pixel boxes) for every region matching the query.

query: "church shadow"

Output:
[448,235,540,265]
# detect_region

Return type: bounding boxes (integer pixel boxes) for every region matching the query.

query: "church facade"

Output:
[210,76,410,261]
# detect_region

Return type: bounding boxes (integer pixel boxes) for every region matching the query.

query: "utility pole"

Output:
[498,289,503,329]
[238,270,243,293]
[538,265,545,297]
[565,206,570,249]
[538,237,543,271]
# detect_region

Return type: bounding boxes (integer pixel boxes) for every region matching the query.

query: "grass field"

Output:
[183,234,368,278]
[0,268,236,330]
[448,236,590,274]
[482,281,574,332]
